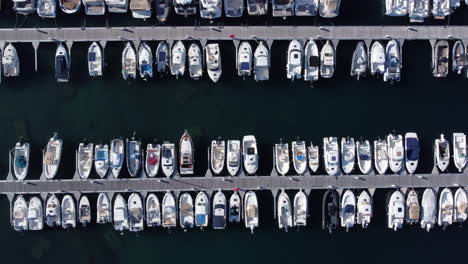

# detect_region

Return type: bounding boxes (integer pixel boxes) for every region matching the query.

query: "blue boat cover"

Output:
[141,64,152,73]
[359,154,370,160]
[296,155,305,161]
[196,214,206,225]
[96,151,108,161]
[88,52,96,62]
[406,138,419,161]
[15,156,27,169]
[240,62,250,71]
[158,52,166,62]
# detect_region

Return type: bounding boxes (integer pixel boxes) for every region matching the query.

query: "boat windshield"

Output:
[247,147,255,155]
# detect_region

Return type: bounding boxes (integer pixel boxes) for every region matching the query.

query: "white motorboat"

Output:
[307,143,319,173]
[453,133,467,172]
[213,190,227,229]
[452,40,465,74]
[318,0,341,17]
[210,139,225,175]
[146,142,161,177]
[138,42,153,79]
[12,195,28,231]
[96,193,112,224]
[356,190,372,228]
[432,0,450,19]
[43,133,63,179]
[320,41,335,78]
[37,0,57,17]
[275,141,290,176]
[171,41,186,78]
[130,0,153,19]
[105,0,128,12]
[278,191,292,231]
[83,0,105,15]
[272,0,294,17]
[122,42,137,80]
[13,139,29,181]
[387,190,404,231]
[434,134,450,172]
[110,138,124,178]
[205,43,222,83]
[3,43,20,77]
[254,42,270,81]
[340,190,356,231]
[454,187,467,223]
[432,40,449,78]
[179,192,194,229]
[146,193,161,227]
[356,140,372,174]
[405,189,420,224]
[62,194,76,229]
[295,0,317,15]
[14,0,37,15]
[242,135,259,175]
[128,193,144,232]
[303,39,319,82]
[95,144,109,178]
[227,140,241,176]
[370,41,385,76]
[291,140,307,175]
[341,137,355,174]
[385,0,408,16]
[323,137,340,176]
[113,194,129,231]
[286,40,302,81]
[199,0,222,19]
[408,0,430,22]
[195,191,209,228]
[293,190,307,227]
[374,139,389,175]
[173,0,197,16]
[438,187,454,228]
[383,39,401,83]
[244,191,259,233]
[350,41,367,80]
[237,42,252,77]
[161,142,176,177]
[162,192,177,228]
[188,43,203,80]
[126,135,142,177]
[78,195,91,226]
[224,0,243,16]
[420,188,436,231]
[404,133,419,174]
[156,41,170,73]
[387,133,404,174]
[229,191,241,223]
[246,0,267,15]
[59,0,81,13]
[179,130,194,175]
[77,142,93,179]
[155,0,171,22]
[45,194,61,227]
[55,43,70,82]
[28,197,44,231]
[88,42,103,77]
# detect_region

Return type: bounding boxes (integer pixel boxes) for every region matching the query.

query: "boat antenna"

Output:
[280,138,283,144]
[217,136,221,143]
[18,136,23,144]
[132,131,136,139]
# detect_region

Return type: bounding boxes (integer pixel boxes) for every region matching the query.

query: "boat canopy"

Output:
[309,56,320,66]
[88,52,97,62]
[15,156,27,168]
[96,151,108,161]
[240,62,250,71]
[406,138,419,161]
[158,52,166,62]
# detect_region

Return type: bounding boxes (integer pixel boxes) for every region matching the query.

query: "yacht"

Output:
[434,134,450,172]
[340,190,356,231]
[3,43,20,77]
[146,142,161,177]
[77,142,93,179]
[303,39,319,82]
[96,193,112,224]
[405,189,420,224]
[272,0,294,17]
[356,140,372,174]
[37,0,56,17]
[293,190,307,227]
[83,0,105,14]
[341,137,355,174]
[323,137,340,176]
[171,41,186,78]
[432,40,449,78]
[13,139,29,181]
[210,139,225,175]
[62,194,76,229]
[244,191,259,233]
[356,190,372,228]
[213,191,227,229]
[320,41,335,78]
[421,188,436,231]
[43,133,63,179]
[55,44,70,82]
[453,133,467,172]
[237,42,252,78]
[278,191,292,231]
[146,193,161,227]
[227,140,241,176]
[179,130,194,175]
[242,135,259,175]
[286,40,302,81]
[318,0,340,17]
[161,142,176,177]
[224,0,243,16]
[387,190,404,231]
[205,43,222,83]
[246,0,267,15]
[95,144,109,178]
[110,138,124,178]
[179,192,194,229]
[383,39,401,83]
[295,0,317,15]
[195,191,210,228]
[385,0,408,16]
[122,42,137,80]
[59,0,81,13]
[173,0,197,16]
[454,187,467,223]
[156,41,170,73]
[350,41,367,80]
[88,42,103,77]
[78,195,91,226]
[162,192,177,228]
[275,141,290,176]
[130,0,153,19]
[126,135,142,177]
[155,0,171,21]
[370,41,385,76]
[387,133,404,174]
[322,189,339,233]
[307,143,319,173]
[292,140,307,175]
[138,42,153,79]
[229,191,241,223]
[188,43,203,80]
[13,195,28,231]
[254,42,270,81]
[105,0,128,12]
[200,0,222,18]
[432,0,450,19]
[128,193,144,232]
[13,0,37,14]
[27,197,44,231]
[113,194,129,231]
[45,194,61,227]
[438,188,453,228]
[374,139,389,175]
[452,40,466,74]
[408,0,429,22]
[404,133,419,174]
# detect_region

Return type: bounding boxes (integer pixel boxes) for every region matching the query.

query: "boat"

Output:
[130,0,153,19]
[179,193,194,229]
[199,0,222,19]
[173,0,197,16]
[275,141,290,176]
[146,193,161,227]
[105,0,128,12]
[96,193,112,224]
[244,191,259,233]
[138,42,153,79]
[77,142,93,179]
[242,135,259,175]
[320,41,335,78]
[229,191,241,223]
[291,140,307,175]
[323,137,340,176]
[155,0,171,22]
[295,0,317,15]
[356,140,372,174]
[205,43,222,83]
[319,0,340,17]
[2,43,20,77]
[128,193,144,232]
[110,138,124,178]
[95,144,109,178]
[195,192,209,228]
[146,142,161,177]
[13,139,29,180]
[61,194,76,229]
[59,0,81,13]
[322,189,339,233]
[356,190,372,228]
[340,190,356,231]
[156,41,170,73]
[188,43,203,80]
[293,190,307,227]
[385,0,408,16]
[179,130,194,175]
[454,187,467,223]
[43,133,63,179]
[224,0,243,16]
[341,137,355,174]
[237,42,252,77]
[12,195,28,231]
[272,0,294,17]
[78,195,91,226]
[227,140,241,176]
[307,143,319,173]
[278,191,292,231]
[404,133,419,174]
[374,139,389,175]
[370,41,385,76]
[246,0,267,15]
[13,0,36,14]
[387,133,404,174]
[37,0,56,17]
[350,41,367,80]
[432,0,450,19]
[83,0,105,14]
[286,40,302,81]
[453,133,467,172]
[162,192,177,228]
[408,0,430,22]
[452,40,466,74]
[434,134,450,172]
[303,39,319,82]
[161,142,176,177]
[171,41,186,78]
[432,40,449,78]
[210,139,225,175]
[405,189,420,224]
[113,194,129,231]
[213,190,227,229]
[383,39,401,83]
[438,187,453,228]
[55,44,70,82]
[421,188,437,231]
[387,190,404,231]
[126,135,142,177]
[27,197,44,231]
[45,194,61,227]
[88,42,103,77]
[253,42,270,81]
[122,42,137,80]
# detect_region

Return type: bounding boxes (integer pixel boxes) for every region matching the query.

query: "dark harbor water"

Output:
[2,1,468,264]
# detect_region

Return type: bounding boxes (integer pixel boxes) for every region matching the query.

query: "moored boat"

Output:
[13,139,29,181]
[88,42,103,77]
[146,142,161,177]
[453,133,467,172]
[122,42,137,80]
[171,41,186,78]
[408,0,430,22]
[295,0,317,15]
[162,192,177,228]
[224,0,243,17]
[275,141,290,176]
[45,194,61,227]
[277,191,292,231]
[62,194,76,229]
[146,193,161,227]
[452,40,466,74]
[179,130,194,175]
[12,195,28,231]
[95,143,109,178]
[78,195,91,226]
[318,0,340,17]
[242,135,259,175]
[404,133,419,174]
[156,41,170,73]
[454,187,467,223]
[272,0,294,17]
[227,140,241,176]
[173,0,197,16]
[130,0,153,19]
[55,43,71,82]
[356,140,372,174]
[350,41,367,80]
[374,139,389,175]
[37,0,57,17]
[387,133,404,174]
[244,191,259,233]
[96,193,112,224]
[383,39,402,83]
[237,42,252,77]
[110,138,124,178]
[229,191,241,223]
[432,0,450,19]
[303,39,319,82]
[340,190,356,231]
[126,135,142,177]
[323,137,340,176]
[286,40,302,81]
[195,191,209,228]
[385,0,408,16]
[188,43,203,80]
[356,190,372,228]
[293,190,307,227]
[179,192,194,229]
[211,139,225,175]
[43,133,63,179]
[113,194,129,231]
[28,197,44,231]
[307,143,319,173]
[291,140,307,175]
[128,193,144,232]
[213,190,227,229]
[199,0,222,19]
[161,142,176,177]
[105,0,128,12]
[341,137,355,174]
[138,42,153,79]
[14,0,37,15]
[77,142,93,179]
[83,0,105,14]
[155,0,170,21]
[253,42,270,81]
[3,43,20,77]
[432,40,449,78]
[59,0,81,14]
[370,41,385,76]
[420,188,436,231]
[434,134,450,172]
[246,0,267,15]
[387,190,404,231]
[322,189,339,233]
[405,189,420,224]
[205,43,222,83]
[320,41,335,78]
[438,187,453,228]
